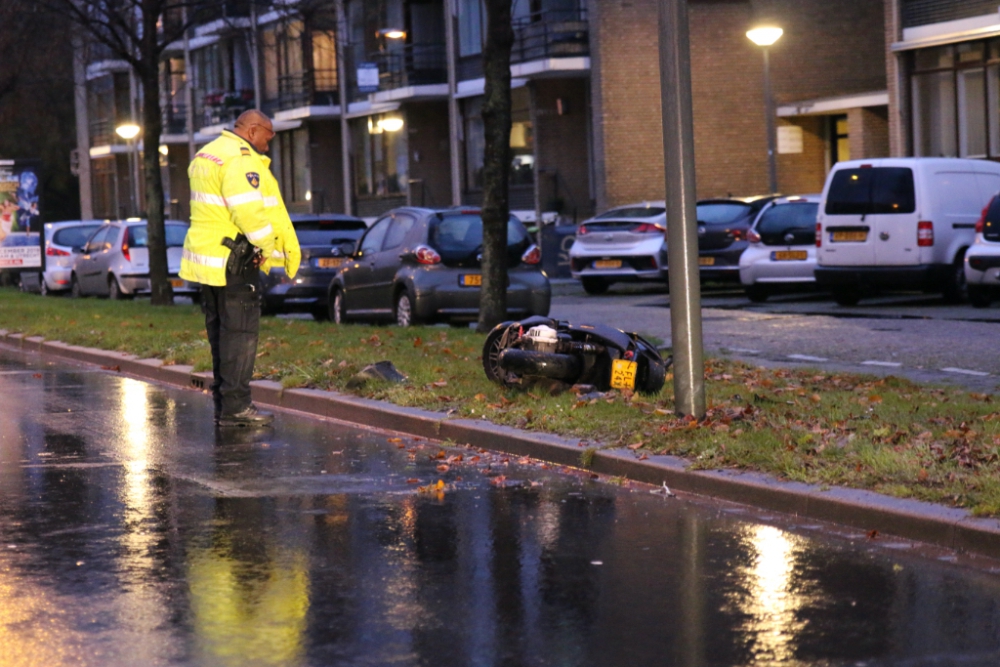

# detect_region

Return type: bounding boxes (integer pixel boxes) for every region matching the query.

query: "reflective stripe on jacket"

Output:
[180,130,300,286]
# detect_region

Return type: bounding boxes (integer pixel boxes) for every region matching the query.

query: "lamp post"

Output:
[115,122,141,216]
[746,26,782,195]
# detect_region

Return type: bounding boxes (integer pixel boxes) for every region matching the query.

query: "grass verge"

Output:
[3,288,1000,515]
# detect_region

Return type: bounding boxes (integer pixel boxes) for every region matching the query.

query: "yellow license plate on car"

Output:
[610,359,638,390]
[170,279,184,288]
[772,250,808,261]
[831,231,867,242]
[698,256,715,266]
[593,259,622,269]
[460,274,482,287]
[318,257,344,269]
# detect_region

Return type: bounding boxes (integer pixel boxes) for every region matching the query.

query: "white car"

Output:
[739,195,821,302]
[964,192,1000,308]
[40,220,105,295]
[569,202,667,294]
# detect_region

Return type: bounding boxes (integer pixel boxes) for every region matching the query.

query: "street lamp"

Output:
[746,26,783,194]
[115,122,141,216]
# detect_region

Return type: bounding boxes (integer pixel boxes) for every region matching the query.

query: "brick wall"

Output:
[308,120,346,213]
[532,79,594,221]
[590,0,887,207]
[775,116,827,195]
[848,106,890,159]
[406,101,454,208]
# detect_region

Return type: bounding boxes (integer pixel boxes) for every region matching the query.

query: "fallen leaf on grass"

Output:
[627,442,645,450]
[490,475,507,487]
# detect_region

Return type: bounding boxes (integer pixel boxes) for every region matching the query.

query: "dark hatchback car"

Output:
[660,196,776,282]
[260,213,368,319]
[327,207,550,326]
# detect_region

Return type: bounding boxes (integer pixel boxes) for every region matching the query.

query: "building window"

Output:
[353,115,408,198]
[910,40,999,158]
[463,89,534,191]
[458,0,483,57]
[272,128,310,204]
[830,115,849,164]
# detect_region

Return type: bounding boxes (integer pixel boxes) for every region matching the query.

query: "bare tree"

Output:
[42,0,212,306]
[476,0,514,333]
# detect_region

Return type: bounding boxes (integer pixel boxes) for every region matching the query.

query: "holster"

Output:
[221,234,261,275]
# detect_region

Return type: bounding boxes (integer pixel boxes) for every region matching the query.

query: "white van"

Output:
[814,158,1000,305]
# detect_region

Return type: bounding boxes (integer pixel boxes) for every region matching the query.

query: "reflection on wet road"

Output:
[3,346,1000,666]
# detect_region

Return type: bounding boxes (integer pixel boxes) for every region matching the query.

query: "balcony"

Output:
[263,69,339,114]
[364,43,447,94]
[203,88,255,125]
[511,9,589,64]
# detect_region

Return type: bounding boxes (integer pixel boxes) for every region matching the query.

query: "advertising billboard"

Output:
[0,160,42,278]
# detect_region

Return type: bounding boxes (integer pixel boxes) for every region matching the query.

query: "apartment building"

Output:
[77,0,890,223]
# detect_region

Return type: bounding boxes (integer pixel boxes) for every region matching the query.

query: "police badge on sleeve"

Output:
[246,172,260,189]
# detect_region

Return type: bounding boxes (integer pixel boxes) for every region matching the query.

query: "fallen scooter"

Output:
[482,316,670,395]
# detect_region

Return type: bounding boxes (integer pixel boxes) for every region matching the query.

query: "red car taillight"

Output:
[414,245,441,265]
[917,221,934,247]
[634,223,665,233]
[728,229,745,241]
[521,244,541,265]
[747,229,761,244]
[122,237,131,262]
[577,225,588,235]
[815,223,822,248]
[46,246,70,257]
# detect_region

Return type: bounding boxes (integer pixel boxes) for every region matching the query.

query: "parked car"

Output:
[260,213,368,319]
[327,207,550,326]
[70,219,199,299]
[738,194,821,302]
[815,157,1000,305]
[569,202,666,294]
[39,220,104,295]
[0,232,40,288]
[690,195,777,283]
[964,192,1000,308]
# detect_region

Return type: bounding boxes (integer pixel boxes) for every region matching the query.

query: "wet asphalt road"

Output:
[6,346,1000,666]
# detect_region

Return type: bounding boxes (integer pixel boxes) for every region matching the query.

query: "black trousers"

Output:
[201,262,261,416]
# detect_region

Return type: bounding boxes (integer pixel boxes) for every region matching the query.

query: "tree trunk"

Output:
[140,4,172,306]
[476,0,514,334]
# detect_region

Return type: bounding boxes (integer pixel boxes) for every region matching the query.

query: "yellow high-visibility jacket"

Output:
[180,130,300,287]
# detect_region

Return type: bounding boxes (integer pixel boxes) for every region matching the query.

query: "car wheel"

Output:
[832,286,861,307]
[329,288,346,324]
[70,274,83,298]
[394,287,422,327]
[942,258,967,304]
[581,277,609,295]
[745,285,769,303]
[968,285,992,309]
[108,276,127,300]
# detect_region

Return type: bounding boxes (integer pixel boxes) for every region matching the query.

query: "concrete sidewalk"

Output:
[4,328,1000,561]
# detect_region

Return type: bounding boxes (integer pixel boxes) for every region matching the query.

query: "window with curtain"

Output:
[458,0,483,57]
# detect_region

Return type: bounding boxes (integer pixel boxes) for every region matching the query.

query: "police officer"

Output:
[180,110,300,427]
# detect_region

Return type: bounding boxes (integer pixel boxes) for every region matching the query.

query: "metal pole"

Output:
[128,70,140,216]
[334,0,353,215]
[183,6,196,162]
[762,47,778,194]
[251,0,262,111]
[72,29,93,220]
[444,0,462,206]
[658,0,705,419]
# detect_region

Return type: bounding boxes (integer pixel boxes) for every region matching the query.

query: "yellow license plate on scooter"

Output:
[610,359,638,390]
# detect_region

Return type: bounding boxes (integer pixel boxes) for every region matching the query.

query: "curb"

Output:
[5,329,1000,560]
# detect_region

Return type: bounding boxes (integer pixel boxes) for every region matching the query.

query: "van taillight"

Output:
[917,221,934,247]
[815,223,822,248]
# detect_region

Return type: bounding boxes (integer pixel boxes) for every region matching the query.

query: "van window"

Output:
[983,196,1000,242]
[825,167,915,215]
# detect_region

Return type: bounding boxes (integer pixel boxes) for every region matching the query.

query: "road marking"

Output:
[861,360,902,368]
[787,354,828,362]
[729,347,760,355]
[941,367,990,377]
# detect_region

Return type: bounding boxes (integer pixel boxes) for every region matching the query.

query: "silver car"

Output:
[70,219,198,299]
[40,220,104,295]
[738,195,821,302]
[568,202,666,294]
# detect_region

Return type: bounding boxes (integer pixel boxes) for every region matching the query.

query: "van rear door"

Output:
[869,167,917,266]
[820,166,878,266]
